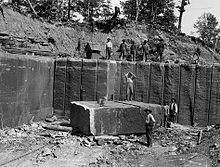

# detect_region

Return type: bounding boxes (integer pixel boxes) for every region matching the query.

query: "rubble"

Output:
[0,119,216,167]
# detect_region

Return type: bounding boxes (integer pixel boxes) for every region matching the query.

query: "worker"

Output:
[156,38,165,62]
[106,38,113,60]
[125,72,136,101]
[164,105,170,128]
[141,39,150,62]
[169,98,178,123]
[130,40,137,61]
[84,42,92,59]
[145,109,155,147]
[76,38,81,52]
[193,45,201,64]
[119,39,128,60]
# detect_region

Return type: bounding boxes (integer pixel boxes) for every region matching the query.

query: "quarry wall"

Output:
[0,53,219,128]
[0,53,54,128]
[54,58,219,127]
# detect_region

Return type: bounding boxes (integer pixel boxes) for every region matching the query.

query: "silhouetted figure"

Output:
[130,40,137,62]
[76,38,81,52]
[141,39,150,62]
[156,38,165,62]
[119,39,127,60]
[85,43,92,59]
[145,109,155,147]
[193,45,201,64]
[112,6,120,20]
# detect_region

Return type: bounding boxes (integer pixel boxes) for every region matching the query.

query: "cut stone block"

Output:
[70,101,164,135]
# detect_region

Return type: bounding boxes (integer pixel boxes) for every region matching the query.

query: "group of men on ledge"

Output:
[105,37,165,62]
[80,37,165,62]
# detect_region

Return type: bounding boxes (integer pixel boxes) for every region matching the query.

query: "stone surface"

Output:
[0,52,54,128]
[70,101,164,135]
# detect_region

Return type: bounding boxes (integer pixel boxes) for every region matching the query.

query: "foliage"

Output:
[121,0,177,30]
[76,0,105,20]
[99,0,112,20]
[194,13,220,44]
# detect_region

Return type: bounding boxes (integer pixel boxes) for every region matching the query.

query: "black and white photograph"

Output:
[0,0,219,166]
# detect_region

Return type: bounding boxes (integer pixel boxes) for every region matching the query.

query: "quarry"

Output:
[0,3,220,167]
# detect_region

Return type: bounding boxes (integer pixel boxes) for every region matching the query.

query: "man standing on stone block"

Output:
[125,72,136,101]
[169,98,178,123]
[145,109,155,147]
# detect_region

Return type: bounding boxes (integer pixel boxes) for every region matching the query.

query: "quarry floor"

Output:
[0,119,218,167]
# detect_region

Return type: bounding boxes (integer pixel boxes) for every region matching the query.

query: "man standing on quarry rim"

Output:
[106,38,113,60]
[145,109,155,147]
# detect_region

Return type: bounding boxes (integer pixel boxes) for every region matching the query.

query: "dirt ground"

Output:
[0,118,216,167]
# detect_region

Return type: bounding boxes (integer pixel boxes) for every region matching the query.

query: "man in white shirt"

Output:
[145,109,155,147]
[106,38,113,60]
[169,98,178,123]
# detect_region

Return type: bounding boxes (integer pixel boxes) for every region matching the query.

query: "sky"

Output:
[110,0,220,35]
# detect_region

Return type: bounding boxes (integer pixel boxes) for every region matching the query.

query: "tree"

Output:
[76,0,105,20]
[121,0,177,30]
[135,0,141,21]
[176,0,190,32]
[194,13,219,44]
[99,0,112,20]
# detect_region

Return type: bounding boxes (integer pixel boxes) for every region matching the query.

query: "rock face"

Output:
[55,59,220,126]
[0,52,54,128]
[70,101,164,135]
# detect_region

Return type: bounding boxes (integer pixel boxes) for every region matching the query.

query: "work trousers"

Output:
[131,51,136,61]
[169,114,176,123]
[119,51,126,60]
[126,84,133,101]
[143,52,148,62]
[145,123,153,147]
[106,48,112,60]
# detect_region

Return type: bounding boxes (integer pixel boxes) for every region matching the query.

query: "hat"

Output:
[107,38,111,40]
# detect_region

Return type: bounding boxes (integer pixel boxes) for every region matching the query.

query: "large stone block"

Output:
[70,101,164,135]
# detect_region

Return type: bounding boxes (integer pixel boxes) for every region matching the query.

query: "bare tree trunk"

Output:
[178,0,186,32]
[68,0,71,20]
[135,0,140,22]
[26,0,38,17]
[87,1,90,18]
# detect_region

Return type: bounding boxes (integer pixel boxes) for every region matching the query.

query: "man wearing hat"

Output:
[156,38,165,62]
[119,39,128,61]
[106,38,113,60]
[141,39,150,62]
[145,109,155,147]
